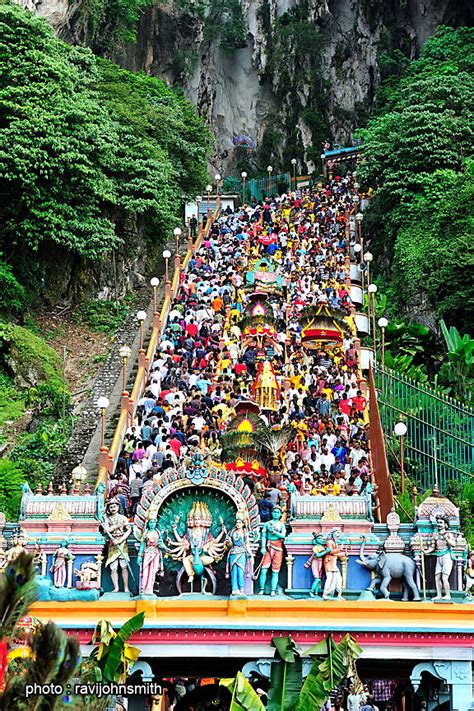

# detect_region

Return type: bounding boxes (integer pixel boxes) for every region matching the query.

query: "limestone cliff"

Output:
[15,0,472,172]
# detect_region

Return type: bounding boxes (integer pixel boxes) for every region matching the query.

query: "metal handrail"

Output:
[96,202,220,488]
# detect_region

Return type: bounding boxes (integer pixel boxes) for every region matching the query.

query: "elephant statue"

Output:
[357,537,421,601]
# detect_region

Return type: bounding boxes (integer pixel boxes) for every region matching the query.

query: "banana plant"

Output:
[295,634,363,710]
[220,671,266,710]
[439,320,474,401]
[268,636,303,711]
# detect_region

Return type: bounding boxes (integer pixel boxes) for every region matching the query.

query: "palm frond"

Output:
[0,552,37,641]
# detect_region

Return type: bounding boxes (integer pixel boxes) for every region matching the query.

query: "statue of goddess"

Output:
[226,516,253,595]
[50,540,72,588]
[137,519,164,595]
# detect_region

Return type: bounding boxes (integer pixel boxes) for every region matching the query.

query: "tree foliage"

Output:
[0,5,212,302]
[356,26,474,330]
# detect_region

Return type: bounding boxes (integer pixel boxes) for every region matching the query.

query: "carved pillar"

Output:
[286,555,294,591]
[41,553,47,577]
[341,556,348,590]
[96,554,104,589]
[67,554,74,588]
[456,556,463,591]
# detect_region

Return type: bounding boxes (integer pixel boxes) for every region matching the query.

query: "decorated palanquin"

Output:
[300,304,345,350]
[252,360,281,411]
[245,257,284,292]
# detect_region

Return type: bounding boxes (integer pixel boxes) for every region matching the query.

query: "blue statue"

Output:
[226,517,253,595]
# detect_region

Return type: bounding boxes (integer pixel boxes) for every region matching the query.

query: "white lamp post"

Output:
[215,173,221,197]
[150,277,160,314]
[162,250,171,284]
[378,317,388,378]
[136,310,147,351]
[195,195,202,225]
[97,396,110,450]
[118,344,132,393]
[206,184,212,213]
[241,171,247,205]
[394,420,408,495]
[267,165,273,197]
[174,227,182,256]
[291,158,297,189]
[368,283,378,352]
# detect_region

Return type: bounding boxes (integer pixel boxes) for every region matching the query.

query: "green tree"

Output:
[356,26,474,330]
[0,5,211,295]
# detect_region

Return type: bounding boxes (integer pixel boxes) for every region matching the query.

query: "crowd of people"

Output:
[109,175,377,523]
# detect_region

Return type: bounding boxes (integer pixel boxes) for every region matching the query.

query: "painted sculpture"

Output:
[165,502,229,594]
[422,515,457,601]
[49,541,73,588]
[137,518,164,596]
[304,532,326,597]
[322,528,346,601]
[258,506,286,596]
[226,516,253,595]
[102,498,132,594]
[357,536,421,601]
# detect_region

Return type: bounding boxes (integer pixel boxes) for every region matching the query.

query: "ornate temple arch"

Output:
[133,455,260,542]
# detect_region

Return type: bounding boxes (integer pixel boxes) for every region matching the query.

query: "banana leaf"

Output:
[220,672,266,710]
[101,612,145,682]
[268,636,303,711]
[294,634,362,711]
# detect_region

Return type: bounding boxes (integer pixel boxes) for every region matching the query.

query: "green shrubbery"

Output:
[0,5,212,311]
[357,26,474,331]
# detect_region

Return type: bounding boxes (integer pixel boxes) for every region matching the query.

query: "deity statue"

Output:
[49,540,72,588]
[226,516,253,595]
[6,530,29,563]
[322,527,346,601]
[422,515,457,600]
[165,502,229,591]
[75,560,100,589]
[258,506,286,596]
[102,498,132,594]
[304,532,326,597]
[137,518,164,596]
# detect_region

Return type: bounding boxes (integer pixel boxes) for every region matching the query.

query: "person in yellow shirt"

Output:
[323,481,341,496]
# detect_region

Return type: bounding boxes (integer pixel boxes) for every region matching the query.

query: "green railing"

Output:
[247,172,290,201]
[374,366,473,492]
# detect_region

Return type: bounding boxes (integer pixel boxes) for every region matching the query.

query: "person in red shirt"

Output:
[352,390,367,413]
[234,362,247,376]
[339,393,352,416]
[186,320,198,337]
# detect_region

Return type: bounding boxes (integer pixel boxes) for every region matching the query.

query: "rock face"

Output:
[15,0,473,171]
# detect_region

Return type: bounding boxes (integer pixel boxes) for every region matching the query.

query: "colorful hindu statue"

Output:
[304,532,326,597]
[226,516,253,595]
[258,506,286,596]
[422,515,457,601]
[165,502,229,586]
[322,527,346,601]
[102,498,132,594]
[49,540,73,588]
[137,518,164,596]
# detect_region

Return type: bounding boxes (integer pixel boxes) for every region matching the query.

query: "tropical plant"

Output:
[356,26,474,330]
[0,553,82,709]
[261,634,362,711]
[0,5,211,302]
[220,671,266,710]
[268,636,303,711]
[439,320,474,401]
[295,635,363,711]
[88,613,145,683]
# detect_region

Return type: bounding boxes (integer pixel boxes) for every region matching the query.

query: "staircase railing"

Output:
[95,201,220,488]
[374,365,473,492]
